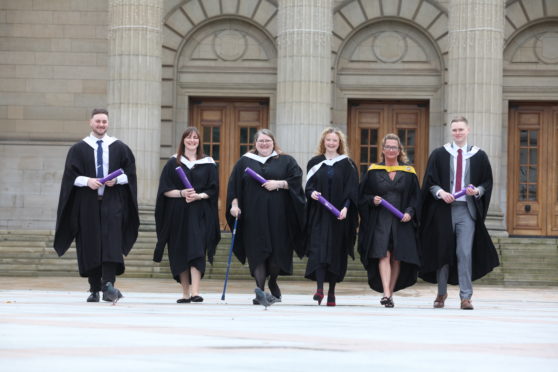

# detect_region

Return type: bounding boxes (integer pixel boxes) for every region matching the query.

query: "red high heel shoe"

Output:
[313,290,324,305]
[326,295,336,307]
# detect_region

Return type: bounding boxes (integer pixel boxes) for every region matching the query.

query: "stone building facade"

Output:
[1,0,557,237]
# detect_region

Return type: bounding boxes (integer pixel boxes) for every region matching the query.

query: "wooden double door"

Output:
[347,100,429,181]
[508,103,558,236]
[189,98,269,230]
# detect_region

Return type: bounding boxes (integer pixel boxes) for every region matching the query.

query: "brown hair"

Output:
[250,128,282,155]
[316,127,349,155]
[176,127,205,164]
[450,116,469,126]
[380,133,409,164]
[91,108,108,117]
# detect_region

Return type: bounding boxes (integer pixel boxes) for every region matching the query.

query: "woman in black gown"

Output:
[226,129,305,305]
[154,127,220,303]
[358,133,420,308]
[305,128,358,306]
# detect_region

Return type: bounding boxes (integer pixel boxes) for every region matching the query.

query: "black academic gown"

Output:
[304,155,358,282]
[419,147,500,284]
[153,157,220,282]
[225,154,306,276]
[358,164,421,292]
[54,140,139,277]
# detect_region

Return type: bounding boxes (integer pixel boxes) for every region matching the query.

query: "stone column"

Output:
[276,0,332,168]
[447,0,506,234]
[108,0,162,212]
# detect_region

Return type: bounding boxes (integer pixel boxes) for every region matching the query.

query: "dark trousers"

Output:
[88,262,117,292]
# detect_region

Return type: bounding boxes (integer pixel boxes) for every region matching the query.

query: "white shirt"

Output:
[73,133,128,195]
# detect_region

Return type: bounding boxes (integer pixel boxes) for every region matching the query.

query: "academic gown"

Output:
[225,154,306,276]
[304,155,358,282]
[153,157,220,282]
[419,147,500,284]
[358,164,421,293]
[54,140,139,277]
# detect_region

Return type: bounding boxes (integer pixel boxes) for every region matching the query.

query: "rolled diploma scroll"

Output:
[452,185,474,199]
[99,168,123,184]
[379,199,405,220]
[175,167,194,189]
[245,167,267,184]
[317,194,341,218]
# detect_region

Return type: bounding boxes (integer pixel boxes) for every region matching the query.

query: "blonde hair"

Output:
[380,133,409,164]
[250,128,282,155]
[316,127,349,155]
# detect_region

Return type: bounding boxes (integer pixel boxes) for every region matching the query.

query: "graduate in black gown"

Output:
[54,108,139,303]
[420,117,499,310]
[154,127,220,303]
[304,128,358,306]
[226,129,305,305]
[358,133,421,308]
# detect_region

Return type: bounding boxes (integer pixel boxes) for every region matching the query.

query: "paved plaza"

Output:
[1,277,557,372]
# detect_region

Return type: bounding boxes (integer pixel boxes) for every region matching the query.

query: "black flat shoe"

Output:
[87,292,99,302]
[190,295,203,303]
[177,298,191,303]
[102,282,123,304]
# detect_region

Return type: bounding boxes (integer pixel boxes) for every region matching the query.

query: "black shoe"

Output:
[87,292,100,302]
[268,280,282,300]
[177,298,191,303]
[384,297,394,308]
[254,288,272,309]
[190,295,203,303]
[102,282,123,304]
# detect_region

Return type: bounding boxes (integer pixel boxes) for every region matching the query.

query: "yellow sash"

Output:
[368,163,416,174]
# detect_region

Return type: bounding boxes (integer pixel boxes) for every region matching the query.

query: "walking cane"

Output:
[221,217,238,301]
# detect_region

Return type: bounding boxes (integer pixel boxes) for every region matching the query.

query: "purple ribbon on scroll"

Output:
[379,199,404,220]
[245,167,267,184]
[452,184,474,199]
[99,168,123,184]
[317,194,341,218]
[175,167,194,189]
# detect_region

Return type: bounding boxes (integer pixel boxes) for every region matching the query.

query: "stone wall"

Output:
[0,0,109,229]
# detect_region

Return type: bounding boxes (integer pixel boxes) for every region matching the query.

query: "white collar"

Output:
[444,142,480,159]
[172,155,216,169]
[243,151,278,164]
[83,134,117,149]
[306,154,348,185]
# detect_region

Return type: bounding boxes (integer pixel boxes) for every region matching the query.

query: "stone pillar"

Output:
[447,0,506,234]
[276,0,332,168]
[108,0,162,211]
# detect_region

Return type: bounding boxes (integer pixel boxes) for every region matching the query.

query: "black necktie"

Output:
[96,140,103,178]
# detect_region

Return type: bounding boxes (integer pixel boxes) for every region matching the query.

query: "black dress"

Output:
[154,156,220,282]
[358,163,421,293]
[225,153,306,276]
[304,155,358,282]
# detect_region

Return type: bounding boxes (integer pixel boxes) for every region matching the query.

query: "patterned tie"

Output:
[455,148,463,193]
[96,140,103,178]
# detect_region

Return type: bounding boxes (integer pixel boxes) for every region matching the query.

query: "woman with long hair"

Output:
[358,133,421,308]
[154,127,220,303]
[304,127,359,306]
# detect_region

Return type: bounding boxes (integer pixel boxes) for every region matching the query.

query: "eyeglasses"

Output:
[383,146,400,151]
[256,139,273,143]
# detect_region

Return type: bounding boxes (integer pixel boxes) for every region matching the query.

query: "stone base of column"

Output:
[486,208,508,237]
